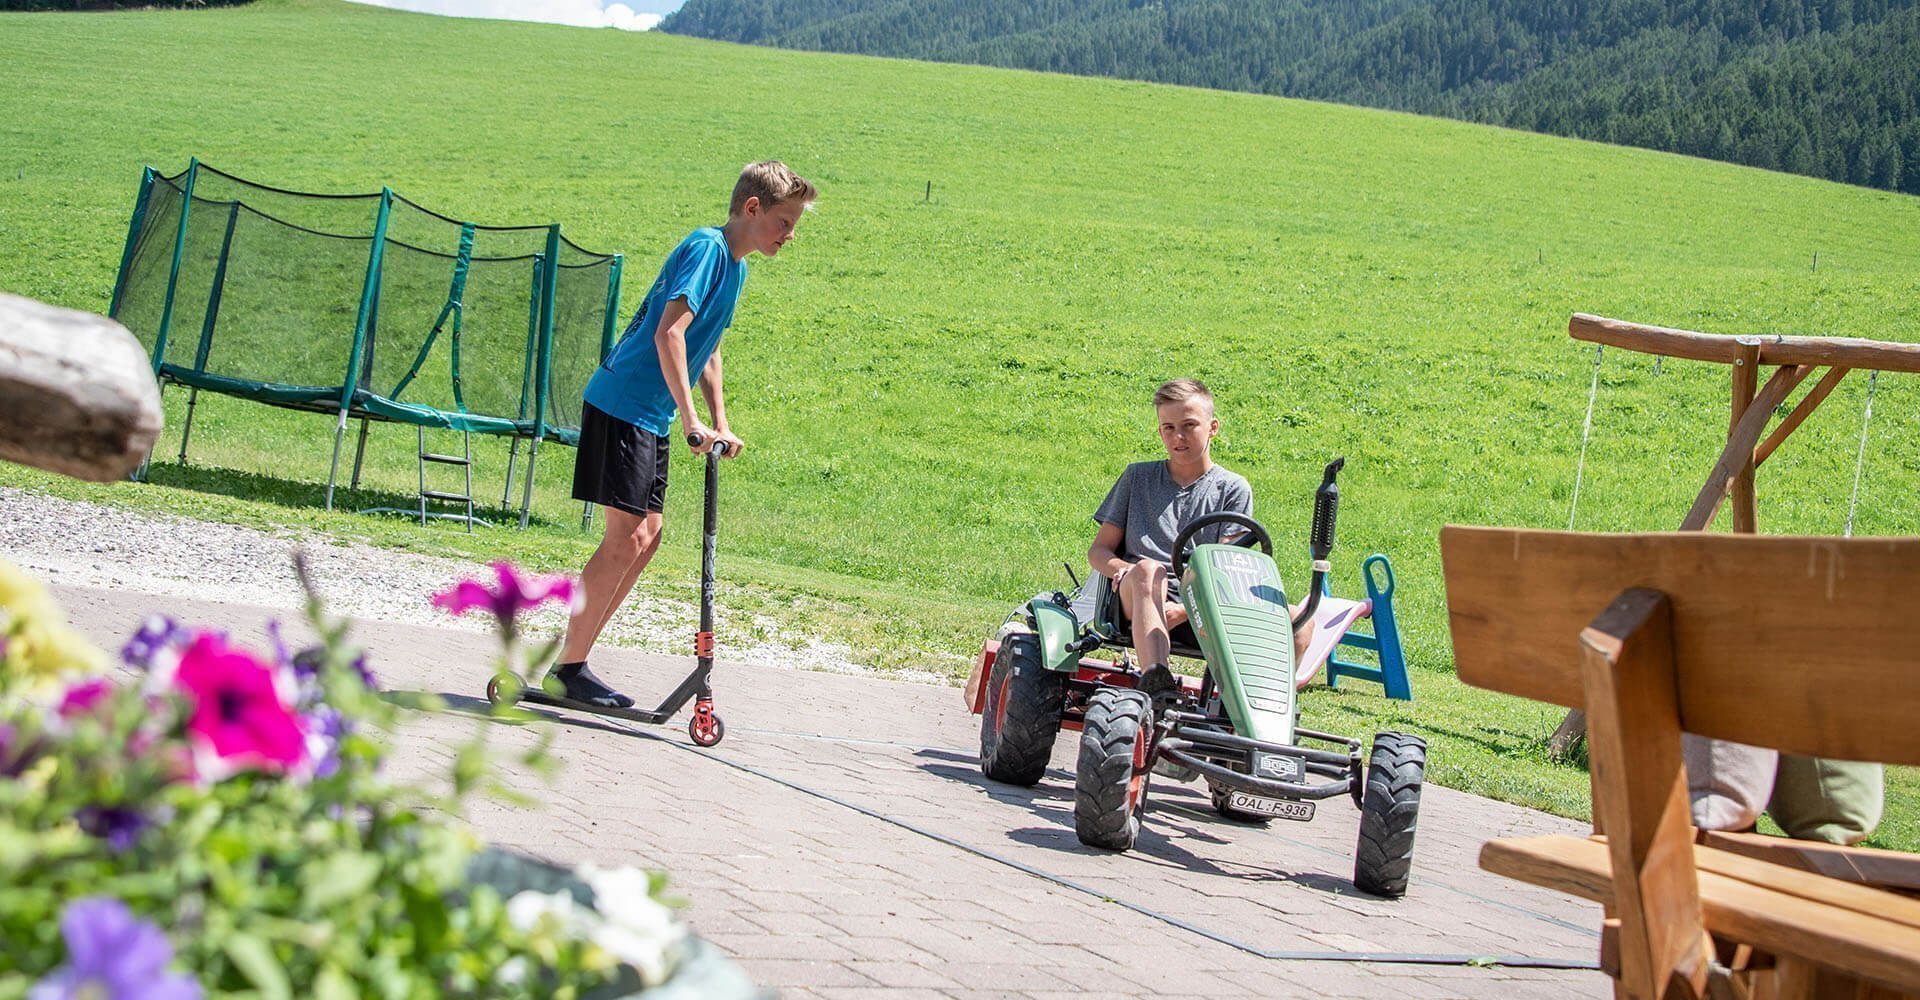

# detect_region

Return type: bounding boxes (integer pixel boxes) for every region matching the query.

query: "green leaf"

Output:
[303,851,383,911]
[314,963,355,1000]
[223,933,292,1000]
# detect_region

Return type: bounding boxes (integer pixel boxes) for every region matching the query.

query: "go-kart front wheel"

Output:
[979,632,1067,786]
[1353,732,1426,898]
[1074,687,1154,851]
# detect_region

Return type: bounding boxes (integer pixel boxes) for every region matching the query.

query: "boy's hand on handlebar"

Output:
[712,429,745,459]
[685,422,718,454]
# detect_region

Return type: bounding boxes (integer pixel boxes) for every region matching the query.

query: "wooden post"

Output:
[1728,343,1762,534]
[0,292,163,482]
[1579,588,1715,1000]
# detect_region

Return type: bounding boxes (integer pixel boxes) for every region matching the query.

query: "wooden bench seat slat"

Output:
[1482,835,1920,995]
[1700,831,1920,894]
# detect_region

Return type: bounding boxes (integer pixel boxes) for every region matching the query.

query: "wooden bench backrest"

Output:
[1445,526,1920,999]
[1441,526,1920,765]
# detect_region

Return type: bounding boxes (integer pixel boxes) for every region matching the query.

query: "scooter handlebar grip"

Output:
[685,433,731,457]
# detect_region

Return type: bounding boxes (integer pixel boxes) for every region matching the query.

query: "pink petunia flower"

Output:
[432,563,578,630]
[57,679,113,720]
[173,633,307,779]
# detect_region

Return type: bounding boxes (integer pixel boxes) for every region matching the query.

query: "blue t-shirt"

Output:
[584,227,747,435]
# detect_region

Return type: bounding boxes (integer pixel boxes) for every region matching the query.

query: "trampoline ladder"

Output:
[418,426,477,533]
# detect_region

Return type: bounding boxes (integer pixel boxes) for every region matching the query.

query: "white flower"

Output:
[506,889,595,937]
[579,864,687,985]
[497,956,529,986]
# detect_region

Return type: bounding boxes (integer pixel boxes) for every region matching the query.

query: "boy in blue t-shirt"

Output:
[551,161,816,707]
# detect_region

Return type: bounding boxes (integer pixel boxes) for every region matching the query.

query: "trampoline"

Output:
[109,159,623,527]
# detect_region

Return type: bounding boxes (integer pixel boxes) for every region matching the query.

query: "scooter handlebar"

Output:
[685,432,732,457]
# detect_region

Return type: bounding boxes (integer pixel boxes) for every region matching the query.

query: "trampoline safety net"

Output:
[109,160,624,519]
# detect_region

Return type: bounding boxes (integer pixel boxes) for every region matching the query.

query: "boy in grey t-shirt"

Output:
[1088,379,1313,699]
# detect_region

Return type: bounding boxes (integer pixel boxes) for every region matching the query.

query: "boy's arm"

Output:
[653,299,716,451]
[1088,521,1134,583]
[696,349,744,456]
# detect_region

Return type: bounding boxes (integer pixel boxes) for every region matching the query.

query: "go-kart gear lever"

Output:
[1293,457,1345,630]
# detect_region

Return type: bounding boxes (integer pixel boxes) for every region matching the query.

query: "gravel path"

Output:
[0,485,927,681]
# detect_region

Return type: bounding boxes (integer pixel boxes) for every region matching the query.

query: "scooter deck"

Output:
[512,685,677,725]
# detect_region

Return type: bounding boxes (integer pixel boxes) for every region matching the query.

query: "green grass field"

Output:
[2,0,1918,849]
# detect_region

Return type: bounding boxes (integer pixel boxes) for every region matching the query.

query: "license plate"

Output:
[1230,792,1315,822]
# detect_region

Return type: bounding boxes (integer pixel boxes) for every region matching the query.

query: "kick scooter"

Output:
[485,433,730,747]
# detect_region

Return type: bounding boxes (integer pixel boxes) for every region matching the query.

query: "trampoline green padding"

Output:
[109,159,624,526]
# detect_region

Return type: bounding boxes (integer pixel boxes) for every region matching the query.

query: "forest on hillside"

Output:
[662,0,1920,194]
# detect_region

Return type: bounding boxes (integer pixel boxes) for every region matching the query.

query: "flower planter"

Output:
[466,848,765,1000]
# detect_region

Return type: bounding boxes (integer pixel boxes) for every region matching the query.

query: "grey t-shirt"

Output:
[1093,461,1253,566]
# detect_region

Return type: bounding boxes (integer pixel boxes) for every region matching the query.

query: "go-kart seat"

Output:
[1087,571,1207,661]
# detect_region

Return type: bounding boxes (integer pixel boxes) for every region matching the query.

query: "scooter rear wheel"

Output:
[689,711,725,747]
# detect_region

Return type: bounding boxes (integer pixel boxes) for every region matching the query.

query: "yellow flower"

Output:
[0,557,106,691]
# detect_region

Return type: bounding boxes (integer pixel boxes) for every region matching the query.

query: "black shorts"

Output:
[572,402,670,516]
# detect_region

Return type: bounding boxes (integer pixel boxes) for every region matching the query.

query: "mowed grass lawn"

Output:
[2,0,1918,848]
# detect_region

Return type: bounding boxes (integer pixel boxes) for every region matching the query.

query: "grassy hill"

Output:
[2,0,1918,845]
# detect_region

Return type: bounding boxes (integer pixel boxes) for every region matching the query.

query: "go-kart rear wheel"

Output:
[979,632,1067,786]
[1353,732,1426,898]
[1074,687,1154,851]
[1207,778,1274,824]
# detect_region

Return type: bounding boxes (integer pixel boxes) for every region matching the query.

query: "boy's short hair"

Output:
[730,161,817,215]
[1153,378,1213,409]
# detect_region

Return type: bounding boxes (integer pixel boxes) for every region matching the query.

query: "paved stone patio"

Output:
[56,583,1609,999]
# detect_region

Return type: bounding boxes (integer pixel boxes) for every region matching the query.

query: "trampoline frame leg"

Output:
[518,438,539,530]
[503,436,520,508]
[325,408,350,512]
[177,387,199,465]
[349,417,372,490]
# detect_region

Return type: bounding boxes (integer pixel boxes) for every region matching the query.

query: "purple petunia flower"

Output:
[120,616,186,672]
[28,897,201,1000]
[75,805,150,853]
[304,704,350,780]
[265,621,293,673]
[347,652,377,691]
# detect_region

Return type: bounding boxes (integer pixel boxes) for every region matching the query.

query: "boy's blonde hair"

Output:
[730,160,817,215]
[1153,378,1214,410]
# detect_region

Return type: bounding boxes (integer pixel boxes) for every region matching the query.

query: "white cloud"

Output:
[345,0,669,31]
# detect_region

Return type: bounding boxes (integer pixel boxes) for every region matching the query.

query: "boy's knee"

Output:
[1122,561,1167,605]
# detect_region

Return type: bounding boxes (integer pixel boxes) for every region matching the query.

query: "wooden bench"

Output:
[1441,526,1920,1000]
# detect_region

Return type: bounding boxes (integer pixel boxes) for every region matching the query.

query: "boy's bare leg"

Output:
[1118,560,1173,670]
[561,506,664,664]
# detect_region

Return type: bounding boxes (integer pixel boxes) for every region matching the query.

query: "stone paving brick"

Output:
[55,583,1611,1000]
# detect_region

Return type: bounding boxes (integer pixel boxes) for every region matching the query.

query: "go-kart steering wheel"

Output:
[1169,512,1273,582]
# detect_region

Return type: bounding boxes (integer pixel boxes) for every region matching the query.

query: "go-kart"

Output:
[973,459,1425,897]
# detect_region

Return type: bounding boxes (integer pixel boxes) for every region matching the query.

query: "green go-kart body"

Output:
[973,459,1426,896]
[1023,540,1300,745]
